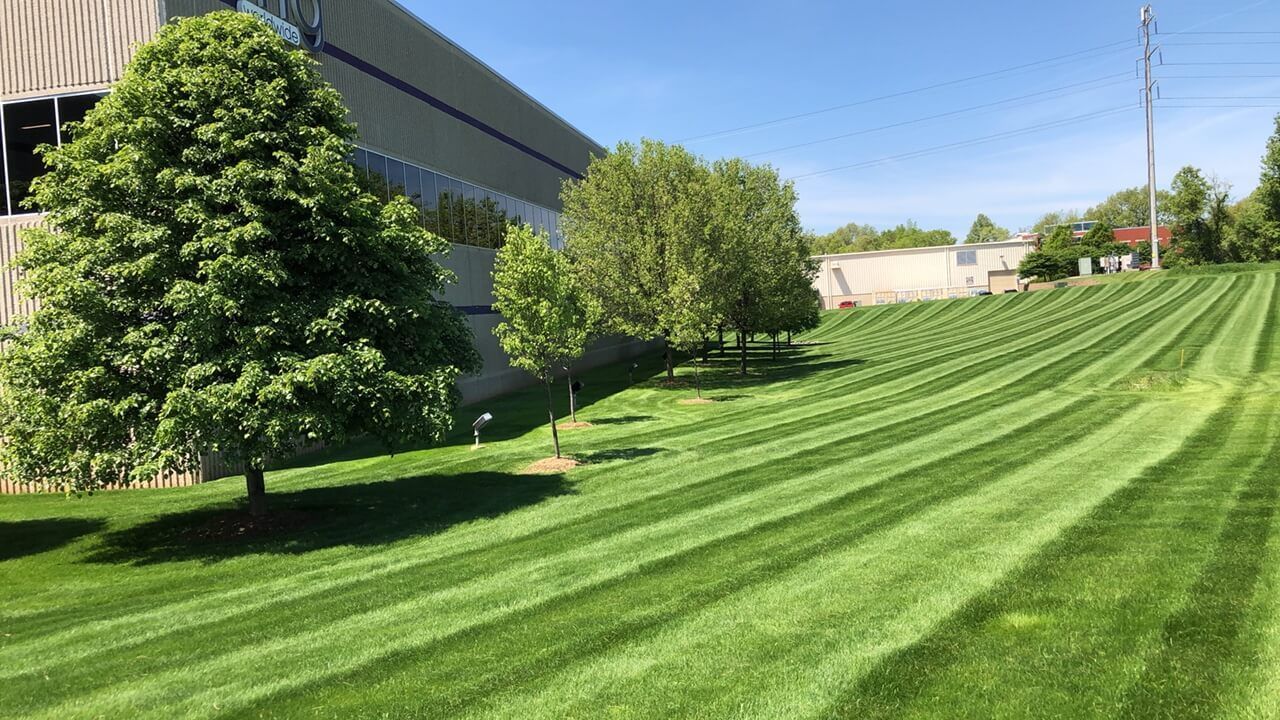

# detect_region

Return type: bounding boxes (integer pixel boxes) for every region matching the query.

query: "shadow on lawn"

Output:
[240,344,854,478]
[576,447,666,464]
[86,471,572,565]
[0,518,106,562]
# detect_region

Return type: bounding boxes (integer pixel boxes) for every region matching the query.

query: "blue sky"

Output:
[404,0,1280,237]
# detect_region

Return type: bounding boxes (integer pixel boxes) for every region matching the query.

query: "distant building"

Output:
[812,239,1037,309]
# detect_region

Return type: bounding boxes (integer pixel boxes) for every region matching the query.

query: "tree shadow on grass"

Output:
[588,415,656,426]
[576,447,666,464]
[85,471,572,566]
[0,518,106,562]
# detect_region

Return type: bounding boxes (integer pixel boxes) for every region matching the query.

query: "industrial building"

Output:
[813,239,1037,309]
[0,0,653,409]
[0,0,645,490]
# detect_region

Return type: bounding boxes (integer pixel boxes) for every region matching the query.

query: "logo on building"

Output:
[236,0,324,52]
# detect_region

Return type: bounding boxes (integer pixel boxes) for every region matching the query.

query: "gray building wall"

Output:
[161,0,604,209]
[0,1,650,490]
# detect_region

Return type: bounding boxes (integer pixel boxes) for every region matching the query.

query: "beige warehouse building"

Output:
[813,239,1037,309]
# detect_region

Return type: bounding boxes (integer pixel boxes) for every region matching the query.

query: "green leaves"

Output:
[492,225,595,382]
[0,11,478,493]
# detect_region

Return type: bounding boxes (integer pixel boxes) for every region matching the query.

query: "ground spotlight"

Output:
[473,412,493,448]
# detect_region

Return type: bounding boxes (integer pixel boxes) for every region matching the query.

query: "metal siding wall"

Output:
[0,0,160,100]
[161,0,598,209]
[437,243,656,406]
[0,217,41,325]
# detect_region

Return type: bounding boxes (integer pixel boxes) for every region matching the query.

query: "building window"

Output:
[345,145,564,251]
[3,99,58,214]
[2,93,107,216]
[956,249,977,266]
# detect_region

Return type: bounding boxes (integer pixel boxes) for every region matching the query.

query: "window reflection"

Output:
[3,99,57,213]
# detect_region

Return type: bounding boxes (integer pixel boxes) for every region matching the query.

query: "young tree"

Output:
[707,158,811,375]
[965,214,1010,244]
[665,272,719,399]
[492,225,595,459]
[560,139,711,381]
[0,13,478,514]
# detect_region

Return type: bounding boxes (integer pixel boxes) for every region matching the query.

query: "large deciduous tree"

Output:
[0,12,479,514]
[560,139,711,381]
[492,225,596,459]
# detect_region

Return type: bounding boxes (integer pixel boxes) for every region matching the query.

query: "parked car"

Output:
[976,290,994,296]
[838,300,857,309]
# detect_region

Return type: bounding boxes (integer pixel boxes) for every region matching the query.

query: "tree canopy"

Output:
[0,12,479,513]
[809,220,956,255]
[492,225,596,458]
[965,214,1010,244]
[560,139,710,379]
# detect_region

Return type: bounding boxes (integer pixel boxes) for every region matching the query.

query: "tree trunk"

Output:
[787,331,792,347]
[718,328,725,356]
[738,332,748,376]
[772,333,779,360]
[663,335,675,381]
[694,357,702,399]
[545,380,561,459]
[245,465,267,517]
[567,371,577,423]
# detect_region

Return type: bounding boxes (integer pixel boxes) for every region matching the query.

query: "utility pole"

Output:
[1141,5,1161,269]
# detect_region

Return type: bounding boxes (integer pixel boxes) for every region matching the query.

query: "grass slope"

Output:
[2,266,1279,719]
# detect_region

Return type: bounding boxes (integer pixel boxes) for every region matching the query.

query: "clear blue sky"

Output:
[403,0,1280,238]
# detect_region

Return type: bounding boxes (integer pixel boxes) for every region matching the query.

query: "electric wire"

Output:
[742,74,1133,159]
[787,105,1139,182]
[677,39,1136,143]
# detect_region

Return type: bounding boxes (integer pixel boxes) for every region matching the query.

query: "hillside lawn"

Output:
[3,264,1280,718]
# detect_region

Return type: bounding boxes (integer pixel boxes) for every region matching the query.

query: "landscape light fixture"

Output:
[630,363,639,384]
[472,412,493,448]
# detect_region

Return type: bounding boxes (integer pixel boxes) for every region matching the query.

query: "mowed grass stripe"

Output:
[460,278,1259,712]
[822,276,1280,719]
[0,272,1213,681]
[24,274,1228,712]
[0,283,1146,640]
[246,398,1127,719]
[467,398,1208,719]
[2,278,1198,681]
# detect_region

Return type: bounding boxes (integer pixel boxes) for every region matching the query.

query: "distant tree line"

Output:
[1018,115,1280,281]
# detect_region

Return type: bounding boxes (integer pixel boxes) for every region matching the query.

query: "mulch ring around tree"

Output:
[184,508,321,543]
[520,457,582,474]
[556,421,593,430]
[677,398,717,405]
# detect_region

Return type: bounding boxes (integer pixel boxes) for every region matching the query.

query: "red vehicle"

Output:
[838,300,857,309]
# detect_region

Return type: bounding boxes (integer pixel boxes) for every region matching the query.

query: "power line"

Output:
[743,74,1133,159]
[787,105,1138,182]
[1162,95,1280,99]
[677,39,1136,144]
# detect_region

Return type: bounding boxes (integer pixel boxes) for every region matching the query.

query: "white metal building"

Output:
[813,239,1037,309]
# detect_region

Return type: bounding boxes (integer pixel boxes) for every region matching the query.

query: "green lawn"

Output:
[3,265,1279,719]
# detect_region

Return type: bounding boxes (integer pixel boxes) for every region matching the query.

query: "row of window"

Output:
[351,148,564,250]
[2,95,566,253]
[2,93,106,216]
